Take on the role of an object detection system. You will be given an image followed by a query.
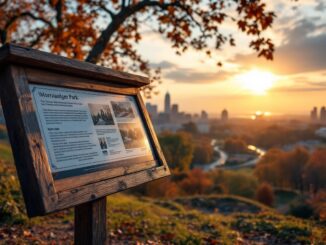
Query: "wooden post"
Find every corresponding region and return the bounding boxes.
[74,197,107,245]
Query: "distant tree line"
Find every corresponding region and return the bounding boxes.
[158,129,215,172]
[223,137,248,154]
[255,147,326,194]
[210,122,320,149]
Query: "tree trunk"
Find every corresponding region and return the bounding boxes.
[85,18,123,63]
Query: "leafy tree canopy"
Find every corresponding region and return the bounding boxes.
[0,0,275,96]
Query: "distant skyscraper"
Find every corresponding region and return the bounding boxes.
[321,106,326,123]
[201,110,208,120]
[146,102,158,119]
[221,109,228,122]
[171,104,179,115]
[164,92,171,114]
[310,107,318,121]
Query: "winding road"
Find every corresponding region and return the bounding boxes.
[197,140,266,172]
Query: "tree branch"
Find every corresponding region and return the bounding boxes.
[55,0,63,24]
[99,3,116,19]
[0,0,7,7]
[86,0,187,63]
[28,29,46,48]
[122,0,127,9]
[5,12,53,30]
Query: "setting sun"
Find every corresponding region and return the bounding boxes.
[238,69,277,95]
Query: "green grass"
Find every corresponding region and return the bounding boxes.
[105,194,326,244]
[1,186,325,244]
[106,194,237,243]
[0,142,325,244]
[174,194,270,215]
[274,189,300,206]
[0,140,13,162]
[232,167,255,175]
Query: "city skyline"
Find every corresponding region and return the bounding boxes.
[140,0,326,117]
[147,92,217,119]
[146,91,325,119]
[146,92,215,133]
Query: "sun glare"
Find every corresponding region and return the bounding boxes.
[238,69,277,95]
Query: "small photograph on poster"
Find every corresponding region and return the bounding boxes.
[98,137,108,150]
[111,101,135,119]
[98,137,108,155]
[88,104,114,126]
[118,123,145,149]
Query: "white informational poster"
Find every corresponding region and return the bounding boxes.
[29,84,154,177]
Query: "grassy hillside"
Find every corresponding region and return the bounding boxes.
[0,141,325,244]
[0,141,13,162]
[0,192,325,244]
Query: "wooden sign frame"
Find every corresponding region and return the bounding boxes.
[0,44,170,217]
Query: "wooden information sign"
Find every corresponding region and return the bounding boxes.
[0,44,170,244]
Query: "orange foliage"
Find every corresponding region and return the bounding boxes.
[305,148,326,194]
[224,137,247,154]
[256,182,274,207]
[179,169,213,195]
[255,147,325,193]
[309,191,326,221]
[0,1,277,97]
[145,178,180,198]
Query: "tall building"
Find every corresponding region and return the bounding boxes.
[146,102,158,119]
[310,107,318,121]
[321,106,326,123]
[164,92,171,114]
[201,110,208,120]
[221,109,228,122]
[171,104,179,116]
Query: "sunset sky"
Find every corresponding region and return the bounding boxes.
[138,0,326,118]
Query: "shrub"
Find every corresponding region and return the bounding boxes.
[255,147,310,191]
[289,200,314,219]
[144,178,180,198]
[192,137,214,165]
[179,169,213,195]
[224,137,247,154]
[309,191,326,221]
[210,170,258,198]
[256,182,274,206]
[0,160,26,224]
[159,132,194,172]
[304,149,326,194]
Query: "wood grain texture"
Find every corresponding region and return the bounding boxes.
[54,159,157,192]
[0,65,57,216]
[0,44,149,87]
[75,197,107,245]
[0,46,9,63]
[55,166,168,210]
[0,48,171,217]
[136,93,170,171]
[25,68,138,95]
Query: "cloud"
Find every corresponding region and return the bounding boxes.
[271,77,326,93]
[271,86,326,93]
[150,60,233,83]
[304,81,326,87]
[315,0,326,12]
[233,18,326,75]
[165,68,231,83]
[150,61,176,69]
